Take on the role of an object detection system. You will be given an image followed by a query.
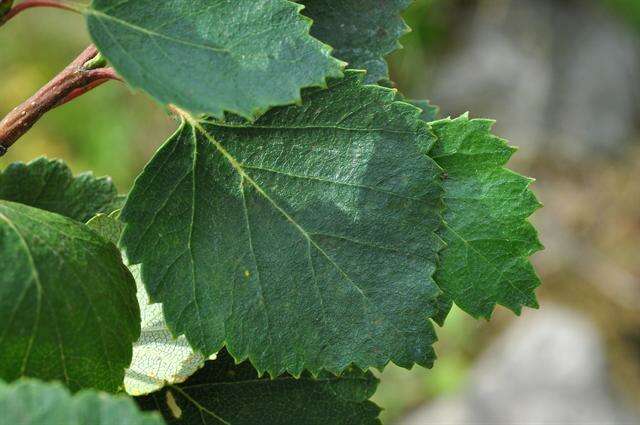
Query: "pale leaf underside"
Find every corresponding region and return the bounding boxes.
[87,213,213,396]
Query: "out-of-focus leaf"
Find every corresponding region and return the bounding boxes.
[0,378,163,424]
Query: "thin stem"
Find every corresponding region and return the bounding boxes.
[0,45,121,155]
[1,0,79,26]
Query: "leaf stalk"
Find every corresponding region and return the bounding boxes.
[0,0,79,26]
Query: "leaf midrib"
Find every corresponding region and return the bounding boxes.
[179,374,372,390]
[192,120,367,297]
[170,385,231,425]
[21,213,117,376]
[241,163,424,202]
[189,119,415,348]
[86,9,229,54]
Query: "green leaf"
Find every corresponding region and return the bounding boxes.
[0,201,140,392]
[120,71,444,376]
[0,378,164,425]
[404,98,450,325]
[428,115,543,318]
[87,213,211,396]
[409,99,440,123]
[85,0,344,119]
[431,293,453,327]
[300,0,412,83]
[137,350,380,425]
[86,212,125,245]
[0,158,122,222]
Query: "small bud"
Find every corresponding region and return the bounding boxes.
[0,1,13,19]
[83,53,108,70]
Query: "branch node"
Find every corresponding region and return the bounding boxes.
[0,45,121,153]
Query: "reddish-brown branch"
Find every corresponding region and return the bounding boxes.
[57,78,108,107]
[0,45,120,155]
[57,69,121,106]
[1,0,78,25]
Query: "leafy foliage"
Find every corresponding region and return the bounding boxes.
[0,201,139,392]
[86,0,343,119]
[0,0,544,421]
[87,214,209,396]
[0,157,122,222]
[301,0,411,83]
[120,71,444,376]
[0,378,163,425]
[137,350,380,425]
[429,115,542,318]
[86,212,125,245]
[410,99,440,123]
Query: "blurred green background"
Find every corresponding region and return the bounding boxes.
[2,1,639,423]
[0,6,175,190]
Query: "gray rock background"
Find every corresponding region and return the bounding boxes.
[418,0,640,158]
[400,307,638,425]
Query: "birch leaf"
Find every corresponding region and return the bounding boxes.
[121,71,445,376]
[0,379,163,425]
[301,0,412,83]
[429,115,543,318]
[86,0,343,119]
[0,158,121,222]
